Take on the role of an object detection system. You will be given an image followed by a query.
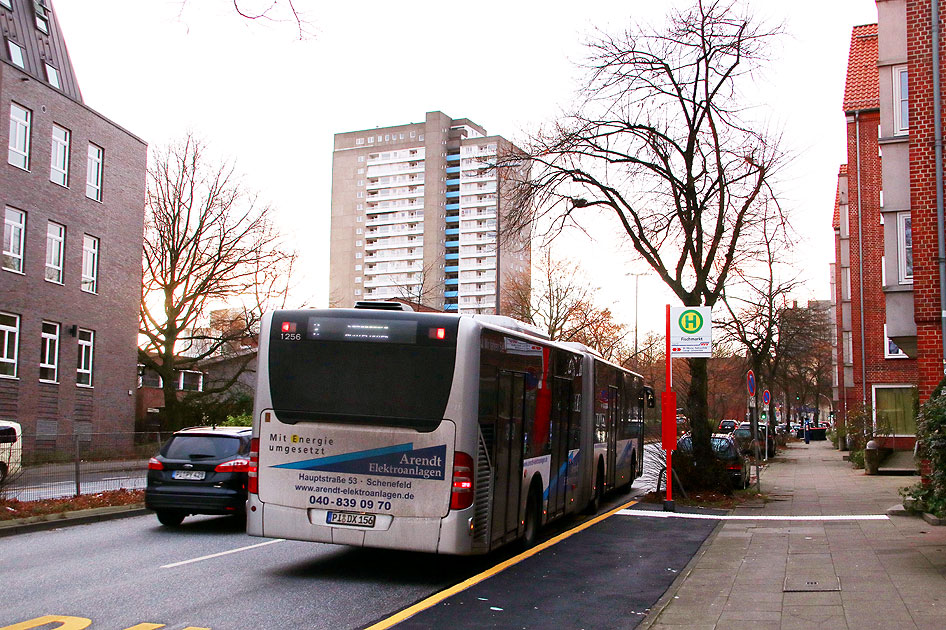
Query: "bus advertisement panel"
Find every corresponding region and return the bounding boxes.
[257,419,456,521]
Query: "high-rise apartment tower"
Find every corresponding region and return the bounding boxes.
[329,111,530,314]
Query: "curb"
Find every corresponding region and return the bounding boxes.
[0,504,150,537]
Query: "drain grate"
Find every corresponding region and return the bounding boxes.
[783,576,841,592]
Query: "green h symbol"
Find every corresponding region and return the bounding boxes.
[679,310,703,333]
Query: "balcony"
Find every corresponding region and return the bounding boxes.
[366,211,424,227]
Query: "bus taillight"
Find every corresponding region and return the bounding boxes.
[450,451,474,510]
[248,437,260,494]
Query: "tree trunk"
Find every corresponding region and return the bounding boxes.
[686,357,711,469]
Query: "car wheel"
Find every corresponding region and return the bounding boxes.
[156,510,186,527]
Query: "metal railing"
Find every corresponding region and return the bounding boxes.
[0,431,165,502]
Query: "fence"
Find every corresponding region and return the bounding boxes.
[0,431,167,503]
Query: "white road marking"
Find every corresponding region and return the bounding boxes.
[161,539,285,568]
[617,509,889,521]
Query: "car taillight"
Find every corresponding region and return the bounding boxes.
[728,464,742,471]
[248,437,259,494]
[450,451,474,510]
[215,458,250,473]
[148,457,163,471]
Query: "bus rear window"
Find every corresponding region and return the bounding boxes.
[268,312,459,430]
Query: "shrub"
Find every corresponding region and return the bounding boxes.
[849,450,865,470]
[220,413,252,427]
[900,383,946,518]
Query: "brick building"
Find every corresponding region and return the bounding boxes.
[833,21,919,447]
[0,0,147,450]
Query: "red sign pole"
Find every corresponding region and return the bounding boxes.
[662,304,676,512]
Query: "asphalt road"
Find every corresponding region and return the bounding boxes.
[0,475,717,630]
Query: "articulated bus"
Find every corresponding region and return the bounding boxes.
[247,302,653,555]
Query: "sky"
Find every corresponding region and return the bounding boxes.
[52,0,880,339]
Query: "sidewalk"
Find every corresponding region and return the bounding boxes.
[641,441,946,630]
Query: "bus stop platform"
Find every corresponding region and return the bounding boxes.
[383,501,721,630]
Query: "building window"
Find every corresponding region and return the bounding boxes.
[898,212,913,283]
[50,125,70,186]
[34,0,50,33]
[3,207,26,273]
[44,63,60,89]
[873,385,917,435]
[842,331,853,366]
[40,321,59,382]
[6,39,24,68]
[179,370,203,392]
[356,138,364,145]
[81,234,99,293]
[841,267,851,301]
[8,103,31,170]
[76,328,94,387]
[0,312,18,378]
[45,221,65,283]
[138,365,163,388]
[86,143,104,201]
[893,65,908,135]
[884,325,907,359]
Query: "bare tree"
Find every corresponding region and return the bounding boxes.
[178,1,312,39]
[393,260,445,310]
[502,0,784,471]
[501,250,629,359]
[140,134,297,429]
[719,207,798,429]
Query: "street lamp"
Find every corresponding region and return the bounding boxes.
[626,272,647,365]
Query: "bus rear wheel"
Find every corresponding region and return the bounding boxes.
[586,462,604,514]
[522,489,541,549]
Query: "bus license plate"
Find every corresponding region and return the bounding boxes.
[172,470,205,480]
[327,511,376,528]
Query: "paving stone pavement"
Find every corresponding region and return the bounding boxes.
[639,440,946,630]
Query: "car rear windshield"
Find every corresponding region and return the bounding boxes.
[163,435,245,460]
[710,437,737,457]
[267,311,460,430]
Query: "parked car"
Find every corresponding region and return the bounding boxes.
[0,420,22,483]
[145,426,252,526]
[731,423,757,456]
[676,432,750,489]
[717,419,737,434]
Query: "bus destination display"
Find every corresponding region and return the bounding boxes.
[306,317,418,343]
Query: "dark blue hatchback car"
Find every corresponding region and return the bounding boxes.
[145,426,252,526]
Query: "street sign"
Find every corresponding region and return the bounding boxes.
[746,370,756,396]
[762,389,770,405]
[669,307,712,357]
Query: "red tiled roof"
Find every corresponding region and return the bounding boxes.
[843,24,879,112]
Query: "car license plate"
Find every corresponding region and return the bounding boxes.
[171,470,205,480]
[327,511,376,528]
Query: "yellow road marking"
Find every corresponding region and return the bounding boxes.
[364,499,639,630]
[0,616,92,630]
